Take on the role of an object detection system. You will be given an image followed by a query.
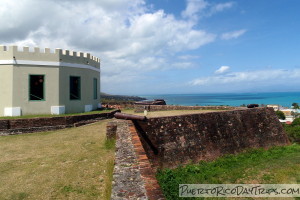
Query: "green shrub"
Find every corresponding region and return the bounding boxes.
[292,102,299,109]
[284,125,300,143]
[275,110,285,120]
[292,117,300,126]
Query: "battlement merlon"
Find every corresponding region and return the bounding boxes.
[0,45,100,69]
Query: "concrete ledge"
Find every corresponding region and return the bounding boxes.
[51,106,65,115]
[4,107,21,117]
[84,104,93,112]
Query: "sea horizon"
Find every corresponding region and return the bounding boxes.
[139,91,300,108]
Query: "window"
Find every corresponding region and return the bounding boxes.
[70,76,81,100]
[29,75,45,101]
[93,78,98,99]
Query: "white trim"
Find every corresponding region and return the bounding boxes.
[4,107,21,116]
[0,60,14,65]
[51,106,65,115]
[0,60,100,72]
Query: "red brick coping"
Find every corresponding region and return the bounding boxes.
[128,120,165,199]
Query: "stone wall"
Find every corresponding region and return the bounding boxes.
[134,107,290,169]
[111,120,164,200]
[134,105,237,113]
[0,110,119,135]
[106,120,118,139]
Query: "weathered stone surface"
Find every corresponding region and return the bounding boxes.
[128,121,165,200]
[111,120,165,200]
[0,110,120,135]
[111,120,149,199]
[106,121,118,139]
[134,105,237,113]
[134,107,290,169]
[9,117,66,129]
[0,120,9,130]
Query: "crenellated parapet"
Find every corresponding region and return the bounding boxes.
[0,45,100,69]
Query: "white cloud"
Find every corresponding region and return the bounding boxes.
[3,0,290,94]
[215,66,230,74]
[182,0,235,20]
[0,0,238,93]
[210,2,234,14]
[221,29,247,40]
[178,55,200,60]
[190,69,300,86]
[181,0,208,20]
[171,62,194,69]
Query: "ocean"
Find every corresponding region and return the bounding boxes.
[140,92,300,108]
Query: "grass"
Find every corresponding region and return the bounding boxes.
[122,109,226,118]
[0,120,115,200]
[0,109,116,120]
[156,144,300,200]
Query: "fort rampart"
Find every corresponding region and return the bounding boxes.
[134,107,290,168]
[0,110,119,135]
[134,105,237,113]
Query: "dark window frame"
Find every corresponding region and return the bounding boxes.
[93,78,98,100]
[70,76,81,100]
[29,74,45,101]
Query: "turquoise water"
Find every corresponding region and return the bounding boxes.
[140,92,300,107]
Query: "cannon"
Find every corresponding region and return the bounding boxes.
[134,99,166,105]
[114,112,146,121]
[247,104,259,108]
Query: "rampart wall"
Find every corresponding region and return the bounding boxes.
[134,107,290,168]
[0,110,119,135]
[134,105,237,113]
[110,120,165,200]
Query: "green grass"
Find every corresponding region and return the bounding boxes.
[104,138,116,150]
[0,120,115,200]
[122,109,227,118]
[156,144,300,200]
[0,109,116,120]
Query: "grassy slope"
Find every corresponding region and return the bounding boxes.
[0,120,115,200]
[157,144,300,200]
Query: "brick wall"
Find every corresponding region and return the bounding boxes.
[134,107,290,169]
[0,110,119,135]
[111,120,164,200]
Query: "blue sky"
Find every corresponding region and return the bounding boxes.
[1,0,300,95]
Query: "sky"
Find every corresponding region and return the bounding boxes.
[1,0,300,95]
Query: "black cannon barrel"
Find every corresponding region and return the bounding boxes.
[247,104,259,108]
[114,112,146,121]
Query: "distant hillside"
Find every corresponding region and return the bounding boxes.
[100,92,147,103]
